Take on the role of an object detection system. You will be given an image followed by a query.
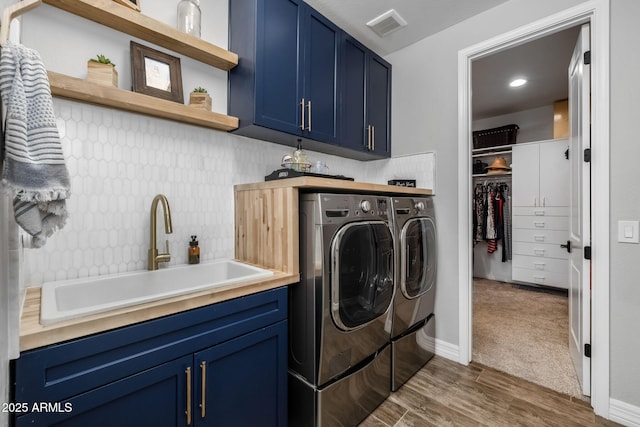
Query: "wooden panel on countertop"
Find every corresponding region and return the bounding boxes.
[234,187,298,274]
[234,176,433,195]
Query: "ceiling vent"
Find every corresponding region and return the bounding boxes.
[366,9,407,38]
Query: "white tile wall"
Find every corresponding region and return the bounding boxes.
[19,100,435,288]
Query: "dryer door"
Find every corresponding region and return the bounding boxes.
[401,217,437,299]
[331,221,394,331]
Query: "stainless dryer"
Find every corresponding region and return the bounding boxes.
[289,193,394,427]
[390,196,437,391]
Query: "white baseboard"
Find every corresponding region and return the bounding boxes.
[610,399,640,427]
[435,339,459,362]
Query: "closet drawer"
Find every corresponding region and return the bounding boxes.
[512,255,568,274]
[512,228,568,245]
[512,207,568,217]
[512,242,568,259]
[512,215,568,231]
[512,267,568,289]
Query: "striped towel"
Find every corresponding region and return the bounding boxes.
[0,41,70,248]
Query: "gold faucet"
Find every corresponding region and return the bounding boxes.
[148,194,173,270]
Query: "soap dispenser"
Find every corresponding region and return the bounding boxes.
[188,235,200,264]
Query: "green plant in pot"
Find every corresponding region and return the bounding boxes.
[87,54,118,87]
[189,86,212,111]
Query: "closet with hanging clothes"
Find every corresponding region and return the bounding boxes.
[471,146,513,282]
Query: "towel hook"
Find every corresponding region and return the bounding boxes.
[0,0,42,45]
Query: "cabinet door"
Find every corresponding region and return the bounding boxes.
[255,0,304,135]
[539,141,569,207]
[16,356,192,427]
[340,34,367,153]
[194,321,287,427]
[302,5,340,144]
[367,54,392,157]
[512,143,540,207]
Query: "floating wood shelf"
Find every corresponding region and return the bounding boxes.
[49,72,239,131]
[42,0,238,71]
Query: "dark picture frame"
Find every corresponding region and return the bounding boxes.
[112,0,140,11]
[130,41,184,103]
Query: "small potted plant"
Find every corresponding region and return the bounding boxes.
[189,86,212,111]
[87,54,118,87]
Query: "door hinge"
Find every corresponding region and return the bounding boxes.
[585,343,591,358]
[584,148,591,162]
[584,50,591,65]
[584,246,592,260]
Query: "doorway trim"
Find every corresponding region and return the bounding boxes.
[456,0,610,417]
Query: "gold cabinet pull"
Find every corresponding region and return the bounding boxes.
[366,125,372,150]
[200,361,207,418]
[306,100,312,131]
[185,367,192,425]
[300,98,306,130]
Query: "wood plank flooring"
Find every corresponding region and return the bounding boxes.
[360,356,620,426]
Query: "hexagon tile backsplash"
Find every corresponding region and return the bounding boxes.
[19,99,434,287]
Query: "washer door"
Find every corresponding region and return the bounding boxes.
[401,217,436,299]
[331,221,394,331]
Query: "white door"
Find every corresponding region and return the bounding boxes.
[568,23,591,396]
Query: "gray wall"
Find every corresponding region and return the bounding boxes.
[388,0,640,408]
[609,0,640,407]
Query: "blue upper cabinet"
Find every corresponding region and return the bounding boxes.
[253,0,304,136]
[229,0,390,160]
[302,8,340,145]
[367,54,392,157]
[340,34,392,158]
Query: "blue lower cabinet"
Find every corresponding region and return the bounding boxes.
[16,356,192,427]
[194,321,288,427]
[14,287,288,427]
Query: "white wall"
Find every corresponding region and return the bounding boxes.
[473,105,554,143]
[388,0,640,411]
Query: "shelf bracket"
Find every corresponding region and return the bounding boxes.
[1,0,42,44]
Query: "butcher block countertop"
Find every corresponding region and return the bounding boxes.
[234,176,433,195]
[19,269,298,351]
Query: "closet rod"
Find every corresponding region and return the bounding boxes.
[0,0,42,44]
[473,175,512,182]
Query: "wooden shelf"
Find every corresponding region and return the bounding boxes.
[43,0,238,71]
[49,71,239,131]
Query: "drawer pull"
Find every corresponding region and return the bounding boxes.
[534,235,545,242]
[185,367,192,425]
[534,222,545,228]
[200,361,207,418]
[534,263,546,270]
[534,210,545,216]
[534,249,545,256]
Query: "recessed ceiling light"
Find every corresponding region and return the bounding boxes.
[509,78,527,88]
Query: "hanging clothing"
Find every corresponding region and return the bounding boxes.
[472,181,512,262]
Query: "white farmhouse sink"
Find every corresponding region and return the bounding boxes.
[40,259,274,325]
